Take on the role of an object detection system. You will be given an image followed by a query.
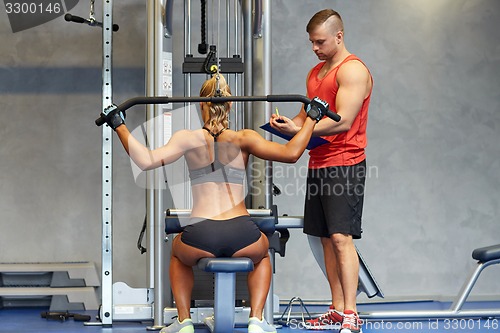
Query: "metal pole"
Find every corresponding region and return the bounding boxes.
[261,1,274,324]
[262,0,272,210]
[154,0,166,327]
[146,0,156,297]
[234,0,242,130]
[249,0,271,211]
[101,0,114,326]
[146,0,167,329]
[242,0,252,208]
[184,0,192,209]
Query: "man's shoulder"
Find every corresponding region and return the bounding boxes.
[338,57,370,77]
[343,55,370,70]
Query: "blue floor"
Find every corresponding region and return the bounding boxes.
[0,302,499,333]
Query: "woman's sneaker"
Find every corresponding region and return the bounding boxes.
[304,305,343,330]
[248,316,277,333]
[160,318,194,333]
[339,310,363,333]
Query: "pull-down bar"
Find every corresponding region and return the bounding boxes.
[95,94,341,126]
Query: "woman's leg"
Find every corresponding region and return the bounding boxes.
[170,234,215,321]
[233,233,271,319]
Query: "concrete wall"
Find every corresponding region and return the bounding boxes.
[1,0,499,305]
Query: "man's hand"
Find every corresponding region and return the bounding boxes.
[270,113,301,136]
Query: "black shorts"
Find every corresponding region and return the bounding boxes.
[303,160,366,239]
[181,216,262,257]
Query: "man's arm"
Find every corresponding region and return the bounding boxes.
[271,60,371,137]
[311,60,371,136]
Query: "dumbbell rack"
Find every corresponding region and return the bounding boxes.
[0,262,100,311]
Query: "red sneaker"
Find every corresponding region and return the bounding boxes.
[339,310,363,333]
[304,305,343,330]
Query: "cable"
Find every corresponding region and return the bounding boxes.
[198,0,208,54]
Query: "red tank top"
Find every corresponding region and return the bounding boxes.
[307,54,372,168]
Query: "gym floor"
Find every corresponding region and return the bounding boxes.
[1,300,499,333]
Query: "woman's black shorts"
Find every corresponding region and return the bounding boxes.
[181,215,262,257]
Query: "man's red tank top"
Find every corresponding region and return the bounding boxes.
[307,54,372,168]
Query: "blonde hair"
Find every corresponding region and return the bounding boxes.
[199,74,232,129]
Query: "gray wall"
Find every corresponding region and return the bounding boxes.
[1,0,499,304]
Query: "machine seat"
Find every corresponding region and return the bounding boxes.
[198,257,254,273]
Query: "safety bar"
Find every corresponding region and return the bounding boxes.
[94,94,341,126]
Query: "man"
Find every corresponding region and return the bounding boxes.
[270,9,373,333]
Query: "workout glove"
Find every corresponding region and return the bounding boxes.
[102,104,126,130]
[306,97,329,122]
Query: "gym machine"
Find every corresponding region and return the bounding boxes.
[68,0,384,329]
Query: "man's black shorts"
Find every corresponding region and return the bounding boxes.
[303,160,366,239]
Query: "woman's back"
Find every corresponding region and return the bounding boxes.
[184,128,249,220]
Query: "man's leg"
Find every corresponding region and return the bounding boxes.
[330,233,359,312]
[303,236,345,330]
[321,236,345,312]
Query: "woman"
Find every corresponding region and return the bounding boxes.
[104,74,325,333]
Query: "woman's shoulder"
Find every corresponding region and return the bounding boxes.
[170,128,206,147]
[234,128,259,139]
[232,128,264,149]
[213,128,253,145]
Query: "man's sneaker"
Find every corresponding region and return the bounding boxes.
[339,310,363,333]
[248,316,277,333]
[160,318,194,333]
[304,305,343,330]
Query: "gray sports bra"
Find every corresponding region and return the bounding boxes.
[188,127,245,186]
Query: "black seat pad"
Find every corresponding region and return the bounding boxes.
[472,244,500,262]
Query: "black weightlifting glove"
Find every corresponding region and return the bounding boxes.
[305,97,329,122]
[102,104,126,130]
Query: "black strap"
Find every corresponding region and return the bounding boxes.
[202,126,226,172]
[202,126,226,141]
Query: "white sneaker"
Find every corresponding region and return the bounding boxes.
[160,318,194,333]
[248,316,277,333]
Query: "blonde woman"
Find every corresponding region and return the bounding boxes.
[102,74,328,333]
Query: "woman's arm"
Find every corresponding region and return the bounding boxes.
[240,116,317,163]
[115,125,189,171]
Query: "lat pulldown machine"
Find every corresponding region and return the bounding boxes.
[68,0,385,330]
